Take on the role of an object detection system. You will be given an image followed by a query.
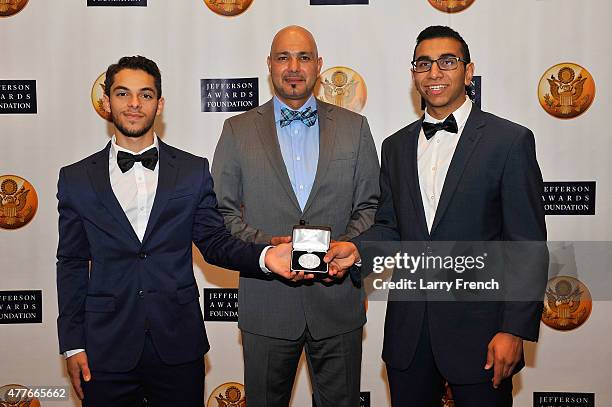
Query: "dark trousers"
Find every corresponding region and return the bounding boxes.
[241,327,362,407]
[386,317,513,407]
[82,333,204,407]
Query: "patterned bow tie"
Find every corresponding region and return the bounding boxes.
[422,114,458,140]
[279,106,318,128]
[116,147,158,173]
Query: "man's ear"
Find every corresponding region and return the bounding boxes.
[156,97,165,116]
[102,94,111,114]
[464,62,475,86]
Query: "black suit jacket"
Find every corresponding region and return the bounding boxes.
[354,105,547,384]
[56,140,266,372]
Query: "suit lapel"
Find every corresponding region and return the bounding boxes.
[142,140,178,244]
[87,142,141,245]
[430,106,485,235]
[403,119,430,238]
[302,100,336,214]
[254,100,301,212]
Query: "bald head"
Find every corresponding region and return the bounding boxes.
[270,25,318,58]
[267,25,322,110]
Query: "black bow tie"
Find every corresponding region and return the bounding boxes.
[116,147,158,173]
[422,114,458,140]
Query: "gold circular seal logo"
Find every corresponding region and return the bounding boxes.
[315,67,367,113]
[538,62,595,119]
[0,0,28,18]
[428,0,475,13]
[0,384,42,407]
[207,382,246,407]
[542,276,592,331]
[91,72,111,121]
[203,0,254,17]
[0,175,38,230]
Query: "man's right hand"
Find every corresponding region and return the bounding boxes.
[66,351,91,400]
[324,242,361,276]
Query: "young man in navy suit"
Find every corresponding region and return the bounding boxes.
[327,26,547,406]
[56,56,303,406]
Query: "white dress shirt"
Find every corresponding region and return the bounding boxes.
[110,135,160,241]
[418,96,473,232]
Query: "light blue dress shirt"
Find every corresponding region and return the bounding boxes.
[273,95,319,211]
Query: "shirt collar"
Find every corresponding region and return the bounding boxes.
[110,134,159,162]
[424,96,473,129]
[273,95,318,124]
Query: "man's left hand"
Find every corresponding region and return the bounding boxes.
[484,332,523,388]
[270,235,292,245]
[265,242,314,282]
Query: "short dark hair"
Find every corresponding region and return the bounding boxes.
[413,26,471,63]
[104,55,162,98]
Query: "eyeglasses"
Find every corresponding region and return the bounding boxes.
[411,56,468,73]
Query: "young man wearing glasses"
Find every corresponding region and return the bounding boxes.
[326,25,547,406]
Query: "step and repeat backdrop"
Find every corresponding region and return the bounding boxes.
[1,0,611,406]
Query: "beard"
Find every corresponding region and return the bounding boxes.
[272,75,314,102]
[275,85,308,101]
[111,111,156,139]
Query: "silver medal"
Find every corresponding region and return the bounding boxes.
[298,253,321,270]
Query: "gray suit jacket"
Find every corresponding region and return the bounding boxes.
[212,98,380,340]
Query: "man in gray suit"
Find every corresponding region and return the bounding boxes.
[212,26,380,407]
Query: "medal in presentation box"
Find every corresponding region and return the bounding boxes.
[291,225,331,273]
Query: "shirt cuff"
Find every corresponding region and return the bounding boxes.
[64,349,85,359]
[259,245,274,274]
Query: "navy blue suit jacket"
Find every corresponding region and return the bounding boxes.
[354,106,547,384]
[56,140,265,372]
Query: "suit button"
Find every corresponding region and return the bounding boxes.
[426,245,433,254]
[138,252,147,259]
[138,290,145,298]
